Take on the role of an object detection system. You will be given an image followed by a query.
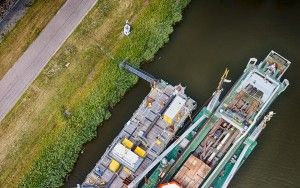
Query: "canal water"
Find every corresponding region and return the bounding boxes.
[65,1,300,187]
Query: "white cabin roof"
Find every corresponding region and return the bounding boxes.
[239,72,277,103]
[111,143,142,171]
[163,95,186,120]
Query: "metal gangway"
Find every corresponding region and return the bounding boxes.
[119,61,158,84]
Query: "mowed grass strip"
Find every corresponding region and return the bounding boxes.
[0,0,190,187]
[0,0,66,79]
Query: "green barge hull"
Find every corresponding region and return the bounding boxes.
[141,51,290,188]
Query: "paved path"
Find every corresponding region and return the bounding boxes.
[0,0,97,122]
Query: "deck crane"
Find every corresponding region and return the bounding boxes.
[207,68,231,112]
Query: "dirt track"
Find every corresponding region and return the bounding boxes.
[0,0,97,121]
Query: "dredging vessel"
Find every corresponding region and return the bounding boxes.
[140,51,290,188]
[80,51,290,188]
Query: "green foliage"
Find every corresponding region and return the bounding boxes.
[20,0,191,187]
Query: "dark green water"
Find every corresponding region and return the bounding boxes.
[65,1,300,187]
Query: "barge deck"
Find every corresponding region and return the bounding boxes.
[81,62,197,187]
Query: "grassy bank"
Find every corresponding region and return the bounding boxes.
[0,0,191,187]
[0,0,66,79]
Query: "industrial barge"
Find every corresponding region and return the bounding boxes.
[81,62,197,187]
[80,51,290,188]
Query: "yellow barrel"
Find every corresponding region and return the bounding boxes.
[163,115,173,125]
[123,167,131,174]
[155,139,161,146]
[134,146,146,158]
[109,159,120,172]
[122,137,134,149]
